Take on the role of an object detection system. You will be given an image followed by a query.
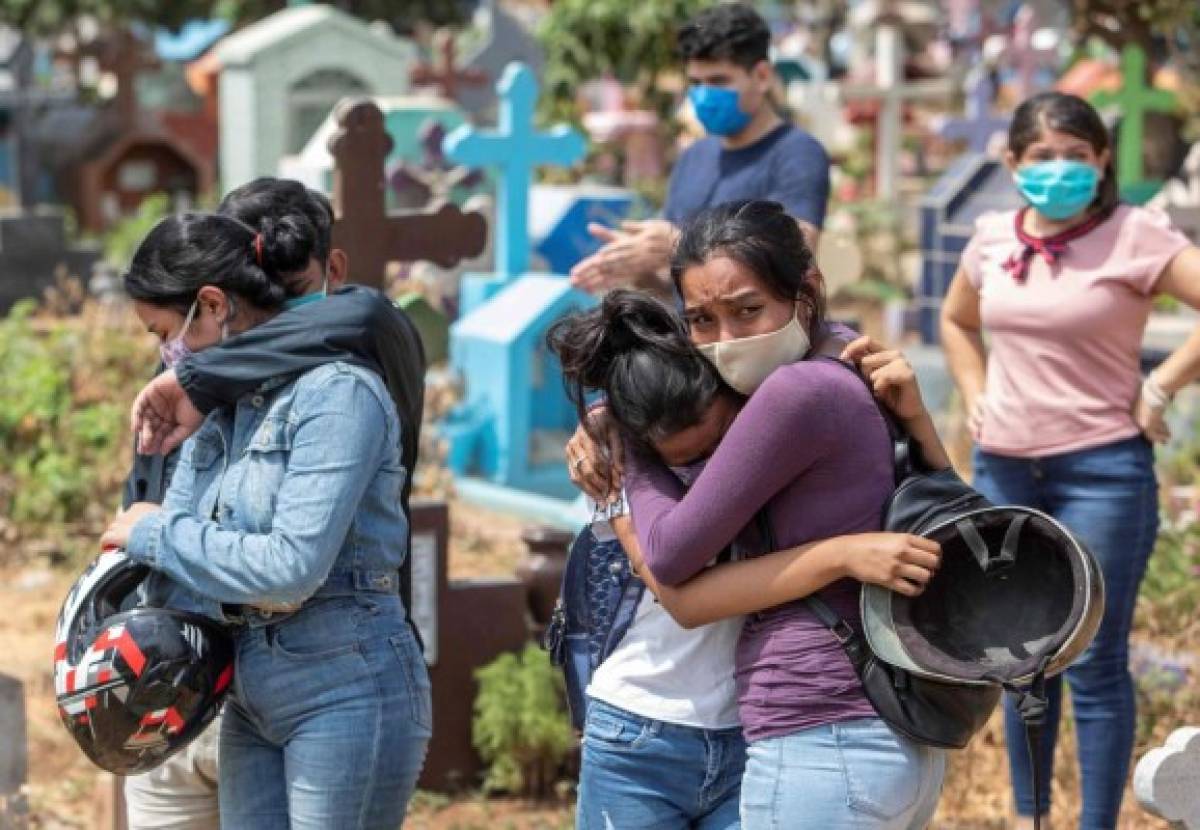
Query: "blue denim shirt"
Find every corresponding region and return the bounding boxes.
[127,362,408,620]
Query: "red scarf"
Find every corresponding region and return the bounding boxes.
[1002,206,1113,284]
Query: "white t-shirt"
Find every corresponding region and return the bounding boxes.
[583,472,743,731]
[587,589,743,729]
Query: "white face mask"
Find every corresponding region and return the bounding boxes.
[698,312,810,395]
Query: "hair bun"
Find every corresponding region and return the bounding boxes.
[257,214,316,277]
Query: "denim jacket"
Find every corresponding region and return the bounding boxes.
[127,362,408,622]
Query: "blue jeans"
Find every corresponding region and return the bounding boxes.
[217,594,432,829]
[973,436,1159,829]
[577,699,746,829]
[740,717,946,829]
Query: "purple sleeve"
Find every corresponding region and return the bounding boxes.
[625,361,845,585]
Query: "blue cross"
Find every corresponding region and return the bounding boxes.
[444,63,587,279]
[939,71,1010,155]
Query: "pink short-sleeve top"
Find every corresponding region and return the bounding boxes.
[960,204,1192,457]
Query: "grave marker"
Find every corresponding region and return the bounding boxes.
[410,29,488,104]
[444,63,586,292]
[841,13,953,200]
[0,673,27,826]
[456,0,545,119]
[442,63,595,501]
[328,97,488,288]
[214,4,416,188]
[1090,45,1178,202]
[530,183,636,276]
[916,153,1022,343]
[1134,726,1200,828]
[409,501,530,791]
[938,70,1009,156]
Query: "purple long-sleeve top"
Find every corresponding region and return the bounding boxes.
[625,358,894,742]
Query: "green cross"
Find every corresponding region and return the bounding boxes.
[1090,44,1177,201]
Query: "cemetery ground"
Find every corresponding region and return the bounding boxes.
[2,303,1198,829]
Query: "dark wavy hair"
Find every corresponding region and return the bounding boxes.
[677,3,770,69]
[123,211,318,314]
[670,199,825,346]
[546,290,728,457]
[1007,92,1120,215]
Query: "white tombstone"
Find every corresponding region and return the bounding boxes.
[214,5,415,189]
[1134,726,1200,828]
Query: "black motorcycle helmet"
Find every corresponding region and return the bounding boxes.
[54,550,235,775]
[862,505,1105,686]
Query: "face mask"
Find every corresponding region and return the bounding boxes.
[1013,159,1101,221]
[698,312,811,395]
[159,300,199,368]
[283,274,329,310]
[688,85,752,137]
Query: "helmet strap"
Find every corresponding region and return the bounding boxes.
[989,657,1052,830]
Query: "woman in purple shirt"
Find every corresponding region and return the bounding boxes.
[550,201,947,829]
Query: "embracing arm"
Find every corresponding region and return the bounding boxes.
[125,370,391,607]
[626,366,846,586]
[612,515,939,629]
[175,286,388,414]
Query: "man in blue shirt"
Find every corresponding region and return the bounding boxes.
[569,2,831,295]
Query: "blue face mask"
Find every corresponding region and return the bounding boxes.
[1013,159,1101,221]
[688,85,752,137]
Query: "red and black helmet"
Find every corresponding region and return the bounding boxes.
[53,550,235,775]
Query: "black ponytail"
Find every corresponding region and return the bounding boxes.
[547,290,727,456]
[123,210,319,312]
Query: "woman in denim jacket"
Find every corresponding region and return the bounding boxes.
[102,212,432,829]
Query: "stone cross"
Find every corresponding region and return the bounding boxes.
[410,29,488,104]
[0,673,27,824]
[328,97,488,288]
[1090,44,1178,196]
[1134,726,1200,828]
[444,63,587,280]
[938,70,1009,155]
[841,17,953,200]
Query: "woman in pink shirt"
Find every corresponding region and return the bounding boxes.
[941,91,1200,830]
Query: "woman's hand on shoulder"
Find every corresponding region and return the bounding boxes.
[565,405,624,503]
[840,336,928,422]
[838,532,941,597]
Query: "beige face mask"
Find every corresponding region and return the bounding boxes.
[697,312,811,395]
